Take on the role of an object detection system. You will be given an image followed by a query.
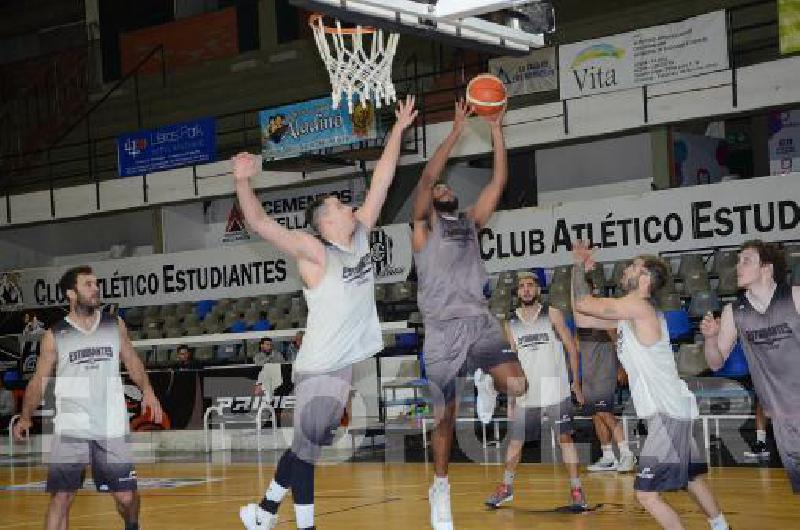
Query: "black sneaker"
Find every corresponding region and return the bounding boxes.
[743,440,770,459]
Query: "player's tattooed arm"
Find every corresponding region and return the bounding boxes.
[572,262,592,305]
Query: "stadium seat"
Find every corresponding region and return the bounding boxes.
[657,292,682,311]
[551,265,571,285]
[128,329,143,341]
[123,307,144,327]
[792,263,800,286]
[266,307,284,322]
[251,319,271,331]
[183,312,200,327]
[163,314,180,328]
[688,290,721,318]
[195,300,216,319]
[682,270,710,294]
[676,343,708,377]
[273,317,292,330]
[184,324,203,337]
[547,282,571,313]
[144,305,161,319]
[711,249,738,275]
[228,319,248,333]
[716,268,739,296]
[587,264,608,291]
[144,329,164,340]
[663,309,692,341]
[374,284,387,302]
[164,326,183,338]
[161,304,178,317]
[496,270,516,288]
[677,253,706,279]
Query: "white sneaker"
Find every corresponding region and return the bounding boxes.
[239,503,278,529]
[587,456,618,472]
[429,483,454,530]
[475,369,498,425]
[617,452,636,473]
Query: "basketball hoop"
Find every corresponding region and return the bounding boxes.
[309,13,399,114]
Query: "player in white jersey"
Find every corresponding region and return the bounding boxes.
[483,272,589,510]
[570,244,730,530]
[234,96,417,530]
[13,266,164,530]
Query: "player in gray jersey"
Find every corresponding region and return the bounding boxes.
[571,244,729,530]
[580,320,636,472]
[701,239,800,494]
[234,97,417,530]
[13,266,164,530]
[411,100,527,530]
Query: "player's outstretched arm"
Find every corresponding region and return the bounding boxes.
[356,95,417,230]
[468,105,507,228]
[412,99,473,224]
[231,152,325,266]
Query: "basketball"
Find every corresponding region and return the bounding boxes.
[466,74,506,116]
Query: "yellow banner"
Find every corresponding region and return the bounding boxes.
[779,0,800,54]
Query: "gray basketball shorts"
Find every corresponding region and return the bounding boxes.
[580,339,618,415]
[509,397,574,442]
[46,436,137,493]
[423,313,518,405]
[291,365,353,463]
[772,416,800,494]
[634,414,708,492]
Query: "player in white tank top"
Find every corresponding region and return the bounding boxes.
[233,97,417,530]
[14,266,163,530]
[570,243,729,530]
[484,272,590,510]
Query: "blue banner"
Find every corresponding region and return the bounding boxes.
[260,96,378,161]
[117,118,216,177]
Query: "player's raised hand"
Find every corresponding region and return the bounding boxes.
[700,312,721,338]
[394,95,418,130]
[232,152,258,183]
[572,240,595,271]
[452,98,474,135]
[481,103,506,130]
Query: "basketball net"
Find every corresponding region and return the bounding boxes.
[309,14,399,114]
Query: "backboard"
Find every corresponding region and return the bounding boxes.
[289,0,553,56]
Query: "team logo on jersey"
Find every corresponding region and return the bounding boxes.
[369,228,405,279]
[517,332,550,349]
[342,254,373,286]
[744,323,793,349]
[221,201,251,243]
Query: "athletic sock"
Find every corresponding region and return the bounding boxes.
[434,475,449,490]
[259,479,289,514]
[756,429,767,443]
[295,504,314,529]
[601,444,614,460]
[569,478,582,489]
[617,441,632,456]
[708,513,729,530]
[503,470,515,486]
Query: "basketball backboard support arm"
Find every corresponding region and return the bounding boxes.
[434,0,532,20]
[290,0,545,54]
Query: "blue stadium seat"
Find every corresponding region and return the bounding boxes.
[250,319,271,331]
[228,320,248,333]
[196,300,216,320]
[664,309,691,340]
[395,332,418,348]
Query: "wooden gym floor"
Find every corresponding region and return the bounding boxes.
[1,456,797,529]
